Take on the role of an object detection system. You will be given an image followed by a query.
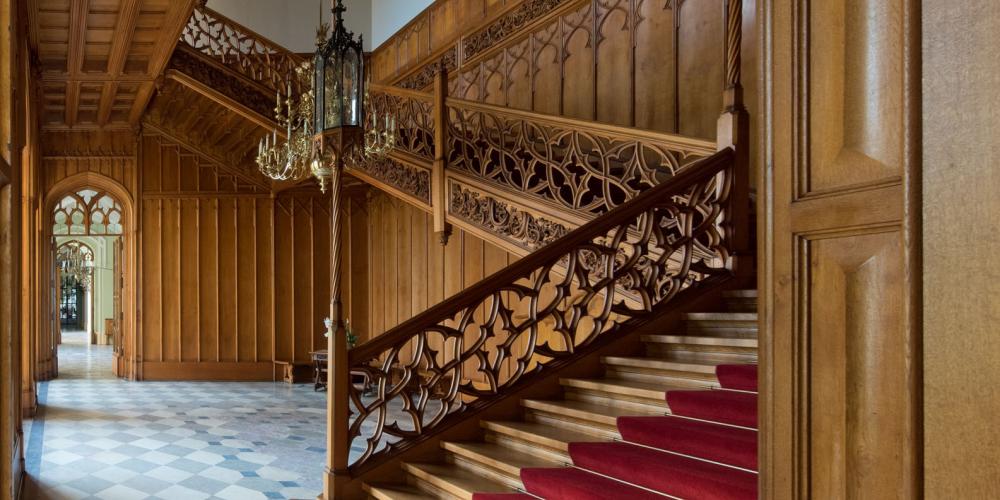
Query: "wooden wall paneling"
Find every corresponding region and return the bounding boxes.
[504,39,532,111]
[923,1,1000,494]
[594,0,633,127]
[761,0,920,497]
[198,198,219,362]
[179,198,199,362]
[255,198,274,363]
[634,0,676,132]
[561,2,596,121]
[161,198,180,362]
[274,197,294,362]
[676,0,723,140]
[292,198,313,363]
[236,197,257,362]
[345,190,374,342]
[141,199,161,362]
[531,22,562,116]
[217,197,237,363]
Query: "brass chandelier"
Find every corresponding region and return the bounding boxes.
[256,64,314,183]
[57,242,94,290]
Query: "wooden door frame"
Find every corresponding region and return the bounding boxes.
[41,173,139,380]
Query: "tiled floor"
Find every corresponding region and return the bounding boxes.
[24,331,328,500]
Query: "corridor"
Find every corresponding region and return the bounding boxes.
[23,332,327,499]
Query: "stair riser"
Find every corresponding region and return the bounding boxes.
[400,469,467,500]
[603,367,718,387]
[448,455,524,492]
[683,321,758,337]
[563,388,668,414]
[524,411,619,440]
[484,433,571,463]
[521,401,620,428]
[644,344,759,362]
[721,297,757,312]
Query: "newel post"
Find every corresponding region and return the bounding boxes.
[432,62,452,245]
[324,148,351,498]
[717,0,752,275]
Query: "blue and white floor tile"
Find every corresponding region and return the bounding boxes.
[25,331,328,500]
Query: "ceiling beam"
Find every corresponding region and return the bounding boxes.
[97,82,118,125]
[127,81,155,124]
[129,0,198,126]
[40,73,153,83]
[107,0,141,76]
[67,0,89,76]
[65,81,80,127]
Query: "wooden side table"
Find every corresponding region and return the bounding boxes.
[310,349,374,395]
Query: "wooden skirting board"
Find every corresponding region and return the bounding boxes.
[141,362,274,381]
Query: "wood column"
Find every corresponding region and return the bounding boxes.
[322,134,352,499]
[718,0,751,273]
[432,63,451,245]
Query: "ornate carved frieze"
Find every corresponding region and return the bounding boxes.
[346,151,431,204]
[396,48,458,91]
[463,0,569,61]
[449,183,569,251]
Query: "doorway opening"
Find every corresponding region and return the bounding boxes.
[48,185,128,379]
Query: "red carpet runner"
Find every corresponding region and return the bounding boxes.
[473,364,758,500]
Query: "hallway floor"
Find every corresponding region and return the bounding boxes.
[24,331,328,499]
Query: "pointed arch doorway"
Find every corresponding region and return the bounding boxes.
[42,173,137,380]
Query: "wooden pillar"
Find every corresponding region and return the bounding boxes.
[432,62,452,245]
[717,0,751,273]
[323,142,351,499]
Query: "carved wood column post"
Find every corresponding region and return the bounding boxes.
[318,131,357,499]
[717,0,751,275]
[432,62,452,245]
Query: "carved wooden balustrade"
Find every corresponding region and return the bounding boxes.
[180,4,305,95]
[347,82,718,255]
[335,147,737,478]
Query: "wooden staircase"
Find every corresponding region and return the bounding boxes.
[364,289,758,499]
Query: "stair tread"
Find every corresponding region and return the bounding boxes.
[365,482,435,500]
[402,462,518,497]
[602,355,720,373]
[443,441,562,476]
[721,289,758,298]
[522,398,665,425]
[483,420,606,450]
[641,334,758,347]
[685,312,758,321]
[561,377,704,398]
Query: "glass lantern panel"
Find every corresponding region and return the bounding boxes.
[324,56,343,129]
[314,52,325,131]
[342,51,360,126]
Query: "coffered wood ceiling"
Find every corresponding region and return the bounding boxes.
[27,0,197,130]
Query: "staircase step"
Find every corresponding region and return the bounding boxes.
[560,377,697,409]
[716,364,758,392]
[666,389,758,428]
[721,289,758,312]
[683,312,758,337]
[642,334,758,349]
[569,442,758,500]
[442,441,562,479]
[618,415,758,470]
[402,462,518,499]
[603,356,719,376]
[520,467,668,500]
[365,483,436,500]
[522,399,664,427]
[482,421,605,455]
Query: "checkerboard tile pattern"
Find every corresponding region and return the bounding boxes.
[26,332,327,499]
